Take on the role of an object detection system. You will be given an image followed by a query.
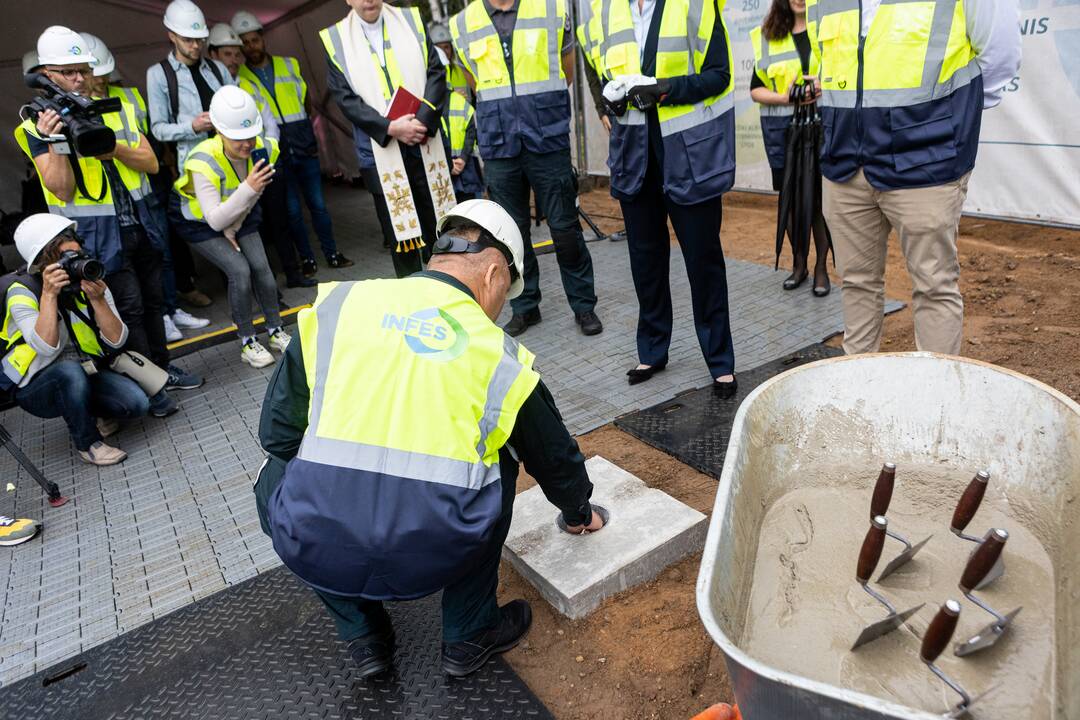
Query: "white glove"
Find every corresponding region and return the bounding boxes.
[602,79,629,103]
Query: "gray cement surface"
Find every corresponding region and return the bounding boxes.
[503,456,707,619]
[0,184,900,686]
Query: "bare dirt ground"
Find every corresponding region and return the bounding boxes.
[498,189,1080,720]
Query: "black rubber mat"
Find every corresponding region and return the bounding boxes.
[615,343,842,479]
[0,567,553,720]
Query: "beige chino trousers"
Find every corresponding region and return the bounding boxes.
[823,169,971,356]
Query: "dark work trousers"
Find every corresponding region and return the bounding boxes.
[484,147,597,317]
[153,185,197,295]
[259,172,303,281]
[106,226,170,369]
[619,151,735,379]
[254,455,515,645]
[365,145,437,279]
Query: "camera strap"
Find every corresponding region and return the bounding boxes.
[58,293,118,364]
[67,153,109,203]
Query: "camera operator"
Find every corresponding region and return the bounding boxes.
[1,216,171,466]
[14,26,203,400]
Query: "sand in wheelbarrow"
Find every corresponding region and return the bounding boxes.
[741,462,1055,719]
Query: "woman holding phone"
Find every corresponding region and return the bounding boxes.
[170,86,290,368]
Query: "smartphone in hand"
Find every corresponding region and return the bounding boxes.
[251,147,271,167]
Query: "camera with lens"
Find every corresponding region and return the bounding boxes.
[57,250,105,284]
[22,73,122,157]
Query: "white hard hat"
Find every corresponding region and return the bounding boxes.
[22,50,41,75]
[209,85,263,140]
[164,0,209,39]
[428,23,452,45]
[37,26,93,67]
[230,11,263,34]
[14,214,77,267]
[208,23,242,48]
[436,200,525,299]
[79,32,115,77]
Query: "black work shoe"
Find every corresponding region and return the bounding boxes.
[442,600,532,678]
[327,252,354,269]
[575,310,603,336]
[503,309,541,337]
[347,630,395,679]
[286,274,316,289]
[301,259,317,277]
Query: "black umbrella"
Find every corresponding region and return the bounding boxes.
[774,81,832,272]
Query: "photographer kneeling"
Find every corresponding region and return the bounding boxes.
[2,215,172,466]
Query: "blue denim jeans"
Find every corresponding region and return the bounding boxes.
[282,153,337,261]
[15,361,150,451]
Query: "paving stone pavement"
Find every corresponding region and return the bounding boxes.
[0,185,902,688]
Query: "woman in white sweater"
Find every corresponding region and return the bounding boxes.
[169,86,289,368]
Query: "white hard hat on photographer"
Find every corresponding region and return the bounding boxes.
[436,200,525,299]
[14,215,77,267]
[230,11,263,34]
[209,85,263,140]
[164,0,210,39]
[79,32,115,77]
[22,50,41,75]
[37,26,93,67]
[208,23,242,48]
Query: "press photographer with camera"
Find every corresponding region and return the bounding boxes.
[0,215,175,466]
[14,26,203,396]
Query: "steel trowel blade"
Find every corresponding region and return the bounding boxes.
[850,603,925,650]
[974,554,1005,590]
[877,534,934,581]
[946,685,999,718]
[953,608,1022,657]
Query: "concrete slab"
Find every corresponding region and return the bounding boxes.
[502,456,707,619]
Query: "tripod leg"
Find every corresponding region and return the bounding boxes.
[3,438,67,507]
[578,207,608,241]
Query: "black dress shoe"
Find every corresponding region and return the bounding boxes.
[812,268,831,297]
[286,274,316,288]
[327,252,354,269]
[301,259,317,277]
[782,270,808,290]
[627,363,667,385]
[713,376,738,399]
[442,600,532,678]
[347,629,395,679]
[575,310,603,336]
[503,309,541,337]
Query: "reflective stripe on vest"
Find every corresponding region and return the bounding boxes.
[1,284,104,388]
[807,0,980,109]
[441,92,475,156]
[174,135,280,223]
[320,8,428,104]
[269,278,540,598]
[749,26,821,118]
[237,56,309,124]
[108,85,149,134]
[451,0,567,103]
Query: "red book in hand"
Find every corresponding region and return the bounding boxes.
[385,86,422,120]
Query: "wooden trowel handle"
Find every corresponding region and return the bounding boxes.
[920,600,961,663]
[870,462,896,518]
[857,516,888,584]
[959,528,1008,593]
[950,470,989,533]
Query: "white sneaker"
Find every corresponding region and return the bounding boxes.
[268,328,291,353]
[162,314,182,342]
[241,339,275,368]
[79,441,127,466]
[173,308,210,329]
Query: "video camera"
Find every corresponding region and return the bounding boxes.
[22,73,122,157]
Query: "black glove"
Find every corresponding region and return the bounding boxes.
[602,95,629,117]
[626,77,671,111]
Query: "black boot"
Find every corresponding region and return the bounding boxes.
[503,309,541,337]
[347,629,395,679]
[441,600,532,677]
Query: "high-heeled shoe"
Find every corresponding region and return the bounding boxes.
[713,376,737,399]
[627,363,667,386]
[782,270,808,290]
[812,267,831,297]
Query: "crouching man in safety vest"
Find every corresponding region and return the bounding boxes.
[254,199,604,679]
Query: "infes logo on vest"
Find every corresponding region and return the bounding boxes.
[382,307,468,361]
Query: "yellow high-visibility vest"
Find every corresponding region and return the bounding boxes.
[749,27,821,117]
[172,134,280,224]
[237,57,308,123]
